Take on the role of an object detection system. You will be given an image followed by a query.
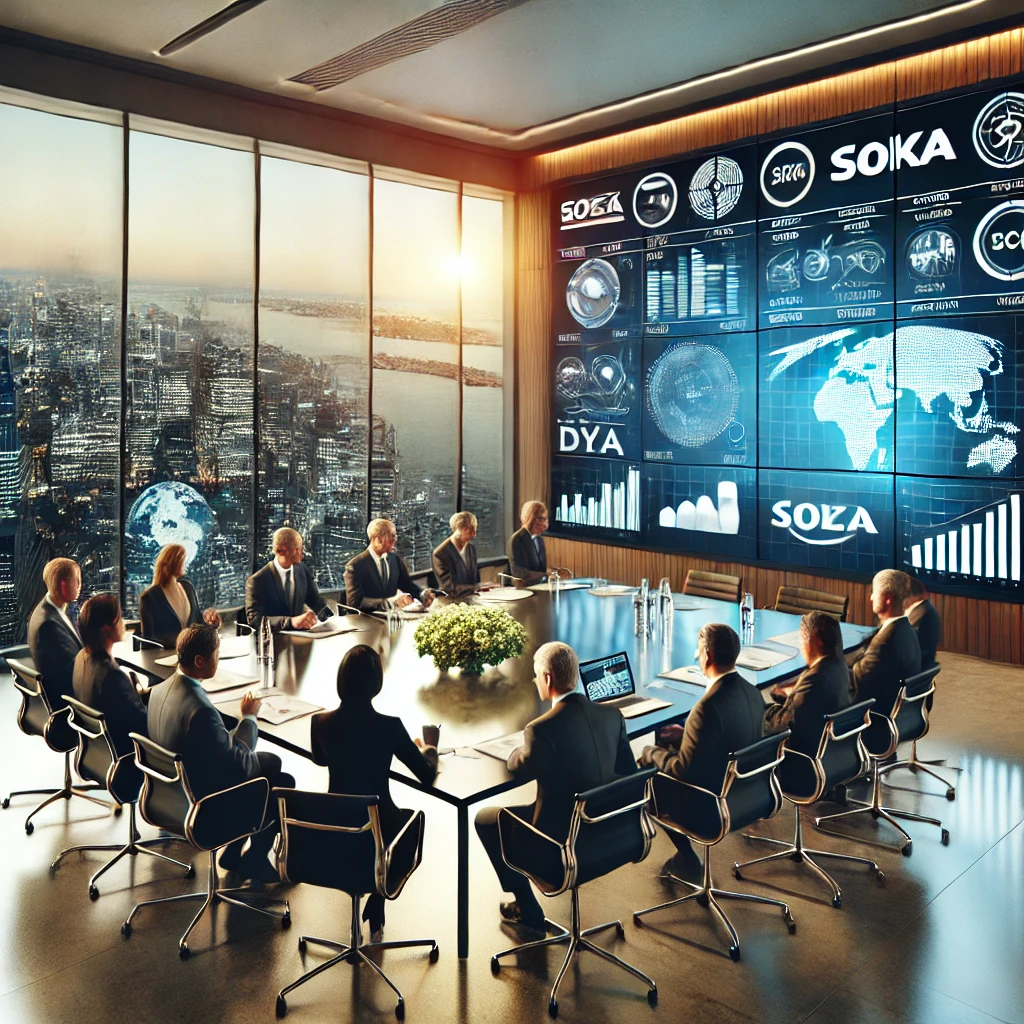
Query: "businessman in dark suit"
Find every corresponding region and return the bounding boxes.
[907,576,941,670]
[344,518,433,613]
[245,526,330,633]
[475,641,636,933]
[147,624,294,883]
[72,593,148,758]
[848,569,922,718]
[508,500,548,582]
[28,557,84,713]
[765,611,852,757]
[640,623,764,880]
[433,511,480,595]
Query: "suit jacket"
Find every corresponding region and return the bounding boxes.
[72,649,148,758]
[245,560,327,632]
[849,616,922,718]
[508,527,546,579]
[146,671,260,800]
[28,596,83,713]
[432,537,479,594]
[907,599,941,670]
[139,578,202,649]
[764,654,852,757]
[642,670,764,794]
[343,550,422,613]
[507,692,636,842]
[310,703,437,837]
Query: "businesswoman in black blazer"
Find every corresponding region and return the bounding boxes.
[310,644,438,939]
[138,543,221,648]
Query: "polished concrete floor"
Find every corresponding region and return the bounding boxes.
[0,651,1020,1024]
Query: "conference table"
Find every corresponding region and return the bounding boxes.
[112,584,875,959]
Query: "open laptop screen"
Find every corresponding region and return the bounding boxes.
[579,652,634,703]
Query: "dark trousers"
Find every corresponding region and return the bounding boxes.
[223,751,295,861]
[475,804,543,923]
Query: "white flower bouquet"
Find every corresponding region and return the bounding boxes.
[413,603,528,676]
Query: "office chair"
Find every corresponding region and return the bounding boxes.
[120,733,290,958]
[273,790,438,1020]
[815,667,949,855]
[633,734,795,962]
[682,570,742,603]
[773,586,849,621]
[50,696,193,899]
[2,658,114,833]
[733,701,884,908]
[491,768,658,1018]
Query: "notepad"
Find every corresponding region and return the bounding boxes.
[255,695,322,726]
[766,630,804,650]
[656,665,713,688]
[201,668,260,695]
[474,731,525,761]
[280,619,365,638]
[735,646,798,671]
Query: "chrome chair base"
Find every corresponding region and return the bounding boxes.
[50,803,193,899]
[2,750,115,834]
[121,846,290,958]
[633,846,795,961]
[276,893,437,1020]
[879,740,958,800]
[492,888,656,1018]
[734,802,884,908]
[814,763,950,855]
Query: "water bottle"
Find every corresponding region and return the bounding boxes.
[258,616,275,693]
[639,578,650,637]
[740,592,755,645]
[634,578,649,636]
[659,577,673,648]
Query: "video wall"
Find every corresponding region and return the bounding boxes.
[550,81,1024,598]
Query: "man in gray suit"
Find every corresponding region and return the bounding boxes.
[245,527,330,633]
[432,511,480,595]
[28,557,83,712]
[147,624,294,882]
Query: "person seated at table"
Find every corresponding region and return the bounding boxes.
[310,644,438,941]
[906,576,941,671]
[245,527,330,633]
[432,511,480,595]
[344,519,434,613]
[72,593,148,758]
[139,543,221,648]
[508,500,548,582]
[475,641,636,934]
[639,623,764,881]
[764,611,851,757]
[28,557,83,713]
[847,569,921,718]
[147,624,294,883]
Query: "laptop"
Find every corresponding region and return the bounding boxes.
[579,652,672,719]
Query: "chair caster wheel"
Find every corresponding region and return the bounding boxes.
[25,821,34,835]
[732,865,742,880]
[89,885,99,901]
[121,922,131,939]
[281,912,291,929]
[831,894,842,909]
[792,852,804,863]
[647,988,658,1006]
[1,797,9,809]
[941,829,950,846]
[875,870,885,886]
[429,945,439,963]
[729,945,741,962]
[275,995,287,1019]
[548,998,558,1018]
[870,809,880,820]
[490,956,500,975]
[633,914,643,928]
[615,921,625,939]
[184,864,195,879]
[179,944,190,960]
[901,843,912,857]
[298,938,306,953]
[113,804,123,817]
[48,864,58,879]
[395,999,405,1020]
[786,917,797,935]
[696,892,709,908]
[946,789,955,801]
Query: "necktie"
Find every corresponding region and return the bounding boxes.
[380,555,389,591]
[285,568,294,610]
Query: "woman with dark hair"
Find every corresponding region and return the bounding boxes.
[310,644,438,940]
[139,544,221,648]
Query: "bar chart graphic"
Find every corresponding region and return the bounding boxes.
[553,459,641,532]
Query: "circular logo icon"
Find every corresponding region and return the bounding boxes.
[906,227,958,279]
[688,155,744,220]
[565,258,621,328]
[759,141,815,208]
[633,172,678,229]
[973,92,1024,168]
[973,201,1024,281]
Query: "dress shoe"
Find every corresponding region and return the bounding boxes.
[499,900,545,935]
[658,850,703,883]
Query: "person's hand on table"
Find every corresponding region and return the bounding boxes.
[770,683,793,702]
[657,723,684,748]
[395,593,414,609]
[291,610,317,630]
[240,691,262,718]
[421,590,435,608]
[202,607,222,628]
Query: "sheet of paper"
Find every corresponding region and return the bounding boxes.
[736,645,798,671]
[202,668,259,695]
[154,653,178,667]
[474,730,525,761]
[255,695,322,726]
[154,634,253,668]
[279,622,365,638]
[656,665,713,687]
[475,587,534,602]
[766,630,804,650]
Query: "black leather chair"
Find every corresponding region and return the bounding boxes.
[273,790,437,1021]
[880,666,958,801]
[733,701,885,908]
[633,734,795,961]
[49,696,193,899]
[2,657,114,833]
[120,733,290,958]
[491,768,658,1019]
[815,667,949,855]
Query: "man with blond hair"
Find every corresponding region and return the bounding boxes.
[245,527,330,632]
[848,569,921,717]
[474,641,636,933]
[508,500,548,582]
[344,518,433,612]
[28,557,83,711]
[432,510,480,594]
